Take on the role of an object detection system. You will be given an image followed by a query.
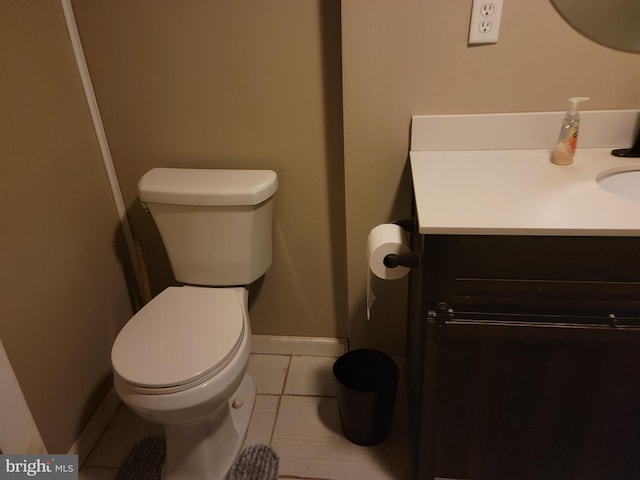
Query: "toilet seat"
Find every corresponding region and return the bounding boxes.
[112,286,245,394]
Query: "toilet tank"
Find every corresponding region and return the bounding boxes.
[138,168,278,286]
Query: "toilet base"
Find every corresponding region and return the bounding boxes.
[162,373,256,480]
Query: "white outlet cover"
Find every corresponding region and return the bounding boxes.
[469,0,504,45]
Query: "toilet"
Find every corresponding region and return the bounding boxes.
[111,168,278,480]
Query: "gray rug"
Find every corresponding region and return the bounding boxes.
[225,444,279,480]
[116,436,278,480]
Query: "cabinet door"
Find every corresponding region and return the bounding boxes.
[430,324,640,480]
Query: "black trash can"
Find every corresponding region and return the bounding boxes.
[333,348,399,446]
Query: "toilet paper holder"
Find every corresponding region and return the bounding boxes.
[383,252,420,270]
[382,217,420,269]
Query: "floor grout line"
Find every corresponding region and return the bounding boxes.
[281,393,337,398]
[267,355,291,446]
[280,355,293,396]
[268,394,282,448]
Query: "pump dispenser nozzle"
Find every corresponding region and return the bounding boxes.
[568,97,589,113]
[552,97,589,166]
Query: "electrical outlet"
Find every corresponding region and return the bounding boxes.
[478,19,493,33]
[480,3,495,16]
[469,0,503,45]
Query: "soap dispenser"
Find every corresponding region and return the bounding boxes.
[552,97,589,166]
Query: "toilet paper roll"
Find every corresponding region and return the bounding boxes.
[367,223,411,280]
[366,223,411,319]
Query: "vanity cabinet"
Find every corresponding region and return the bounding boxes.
[407,234,640,480]
[406,110,640,480]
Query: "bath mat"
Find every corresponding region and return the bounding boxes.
[117,436,165,480]
[116,436,279,480]
[225,444,279,480]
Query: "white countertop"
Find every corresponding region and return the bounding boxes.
[410,149,640,236]
[409,110,640,236]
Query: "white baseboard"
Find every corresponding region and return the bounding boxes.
[251,335,348,357]
[68,387,121,466]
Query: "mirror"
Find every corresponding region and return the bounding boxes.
[550,0,640,53]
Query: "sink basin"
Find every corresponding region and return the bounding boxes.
[597,169,640,203]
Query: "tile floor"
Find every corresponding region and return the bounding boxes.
[79,353,409,480]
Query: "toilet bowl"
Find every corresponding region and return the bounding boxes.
[112,286,256,480]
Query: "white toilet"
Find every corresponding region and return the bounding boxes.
[111,168,278,480]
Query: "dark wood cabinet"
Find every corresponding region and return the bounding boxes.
[407,235,640,480]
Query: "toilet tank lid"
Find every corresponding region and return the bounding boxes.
[138,168,278,206]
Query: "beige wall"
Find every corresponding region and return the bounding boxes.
[71,0,348,339]
[342,0,640,353]
[0,2,133,453]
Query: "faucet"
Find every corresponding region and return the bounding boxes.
[612,124,640,157]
